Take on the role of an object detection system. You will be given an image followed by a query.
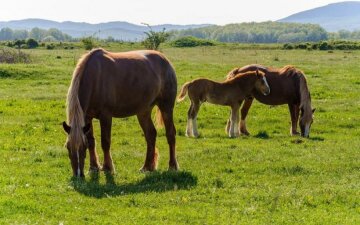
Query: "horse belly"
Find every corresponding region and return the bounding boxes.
[254,92,288,105]
[109,87,158,117]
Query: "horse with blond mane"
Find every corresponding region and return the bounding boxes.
[62,48,179,177]
[226,64,315,137]
[178,70,270,138]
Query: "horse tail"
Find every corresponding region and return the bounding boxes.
[177,82,191,102]
[66,48,103,150]
[154,107,165,128]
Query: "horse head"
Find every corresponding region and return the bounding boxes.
[254,70,270,96]
[62,121,91,177]
[299,108,315,138]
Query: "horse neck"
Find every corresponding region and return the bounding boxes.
[228,74,257,92]
[66,51,96,151]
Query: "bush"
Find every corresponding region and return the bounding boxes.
[142,25,169,50]
[170,36,216,47]
[81,37,96,50]
[46,44,55,50]
[0,47,31,63]
[283,41,360,51]
[26,38,39,48]
[283,43,294,50]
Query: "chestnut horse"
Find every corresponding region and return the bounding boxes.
[62,48,179,177]
[226,64,315,137]
[177,70,270,138]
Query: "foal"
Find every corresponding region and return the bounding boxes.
[178,70,270,138]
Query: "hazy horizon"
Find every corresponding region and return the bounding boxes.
[0,0,356,25]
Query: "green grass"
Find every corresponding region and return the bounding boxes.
[0,45,359,224]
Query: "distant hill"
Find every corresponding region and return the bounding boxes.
[0,19,211,41]
[279,1,360,32]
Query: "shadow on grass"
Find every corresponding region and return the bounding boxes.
[70,170,198,198]
[254,131,270,139]
[309,136,325,141]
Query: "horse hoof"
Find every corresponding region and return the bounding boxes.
[89,166,102,173]
[229,133,239,138]
[139,166,156,173]
[169,162,179,171]
[102,164,115,174]
[291,131,300,136]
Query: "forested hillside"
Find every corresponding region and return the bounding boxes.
[0,27,71,41]
[171,22,328,43]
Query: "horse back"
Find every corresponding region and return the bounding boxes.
[234,64,301,105]
[79,49,176,118]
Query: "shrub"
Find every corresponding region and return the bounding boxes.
[171,36,216,47]
[46,44,55,50]
[142,24,169,50]
[319,41,332,50]
[14,40,25,49]
[0,47,31,63]
[81,37,96,50]
[26,38,39,48]
[283,43,294,50]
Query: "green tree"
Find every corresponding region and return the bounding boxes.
[29,27,46,41]
[81,37,96,50]
[26,38,39,48]
[0,28,14,40]
[142,24,169,50]
[13,30,29,40]
[14,39,25,49]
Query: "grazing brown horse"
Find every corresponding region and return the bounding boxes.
[62,48,179,177]
[226,64,315,137]
[177,70,270,138]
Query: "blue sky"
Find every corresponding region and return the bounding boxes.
[0,0,354,25]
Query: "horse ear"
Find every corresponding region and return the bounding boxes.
[62,121,71,134]
[83,123,91,134]
[256,69,260,78]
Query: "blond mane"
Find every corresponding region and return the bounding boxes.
[298,72,312,117]
[66,48,104,151]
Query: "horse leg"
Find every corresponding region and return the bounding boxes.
[137,111,158,172]
[186,102,194,137]
[190,101,201,138]
[288,104,300,135]
[225,117,231,135]
[240,98,253,135]
[158,106,179,171]
[100,116,115,174]
[85,119,101,172]
[229,104,240,138]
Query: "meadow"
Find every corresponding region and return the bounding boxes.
[0,43,359,224]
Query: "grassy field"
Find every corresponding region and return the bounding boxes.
[0,43,359,224]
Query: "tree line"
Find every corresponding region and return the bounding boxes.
[171,22,329,43]
[2,22,360,44]
[0,27,72,41]
[170,22,360,43]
